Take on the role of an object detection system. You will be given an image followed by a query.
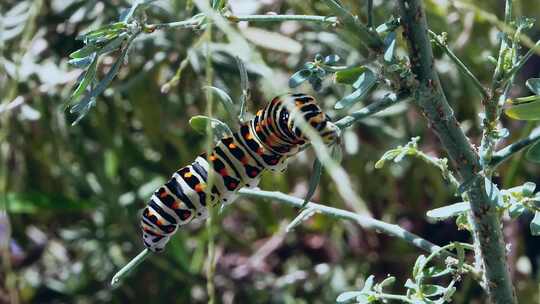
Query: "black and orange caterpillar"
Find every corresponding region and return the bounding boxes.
[141,93,339,252]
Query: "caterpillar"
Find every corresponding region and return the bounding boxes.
[141,93,339,252]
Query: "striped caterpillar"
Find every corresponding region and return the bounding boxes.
[141,93,339,252]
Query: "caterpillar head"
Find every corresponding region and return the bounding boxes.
[286,94,340,146]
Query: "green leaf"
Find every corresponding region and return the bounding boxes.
[80,22,127,41]
[189,115,232,142]
[526,78,540,95]
[522,182,536,196]
[234,55,249,122]
[70,41,130,124]
[289,69,312,88]
[324,54,340,65]
[96,33,128,55]
[69,44,99,59]
[530,211,540,236]
[383,32,396,63]
[455,213,471,231]
[404,278,418,290]
[0,192,94,213]
[422,284,446,297]
[379,276,396,288]
[361,275,375,292]
[334,66,367,85]
[68,55,98,106]
[423,266,452,278]
[485,178,503,207]
[68,56,95,69]
[203,86,238,125]
[426,202,470,220]
[526,140,540,163]
[413,255,426,278]
[505,99,540,120]
[335,69,377,109]
[336,291,363,303]
[509,203,526,218]
[302,159,322,208]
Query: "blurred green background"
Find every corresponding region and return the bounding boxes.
[1,0,539,303]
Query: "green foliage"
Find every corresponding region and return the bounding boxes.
[2,0,540,303]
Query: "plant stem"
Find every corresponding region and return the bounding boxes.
[237,188,444,255]
[322,0,384,52]
[335,92,407,129]
[110,186,453,288]
[110,248,152,288]
[490,126,540,169]
[226,14,338,25]
[398,0,516,303]
[428,30,488,99]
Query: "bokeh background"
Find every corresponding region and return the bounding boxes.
[1,0,539,303]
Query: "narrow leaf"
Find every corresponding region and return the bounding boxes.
[505,99,540,120]
[334,66,367,86]
[335,70,377,109]
[323,54,340,65]
[68,55,98,106]
[427,202,471,220]
[383,32,396,63]
[97,33,128,55]
[234,56,249,122]
[302,159,322,208]
[526,140,540,163]
[203,86,239,125]
[289,69,311,88]
[422,284,446,297]
[336,291,363,303]
[526,78,540,95]
[71,42,130,124]
[69,44,99,59]
[189,115,232,142]
[68,56,95,69]
[485,178,503,207]
[530,211,540,236]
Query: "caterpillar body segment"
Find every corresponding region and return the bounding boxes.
[141,93,339,252]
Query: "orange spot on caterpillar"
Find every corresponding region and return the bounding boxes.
[228,143,236,149]
[194,184,205,192]
[209,154,217,161]
[255,125,261,132]
[184,172,193,178]
[246,133,253,140]
[256,110,263,116]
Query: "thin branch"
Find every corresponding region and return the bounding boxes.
[238,188,444,255]
[450,0,540,56]
[398,0,516,303]
[110,248,151,288]
[490,127,540,168]
[367,0,374,28]
[505,39,540,82]
[322,0,384,52]
[335,92,408,129]
[428,30,488,99]
[226,14,338,25]
[111,187,452,288]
